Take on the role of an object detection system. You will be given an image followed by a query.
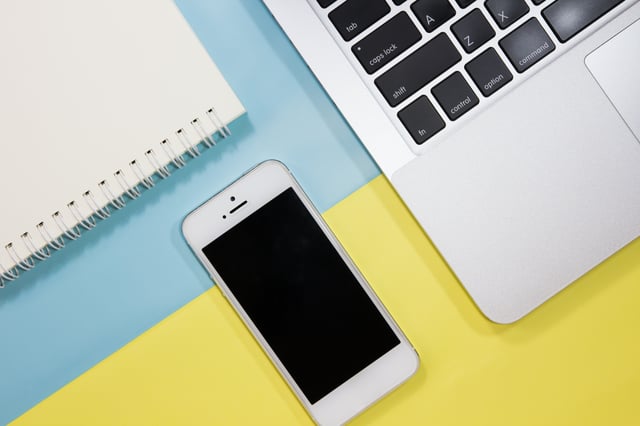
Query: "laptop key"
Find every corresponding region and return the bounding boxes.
[451,8,496,54]
[499,18,556,73]
[352,12,422,75]
[465,48,513,97]
[455,0,477,8]
[398,96,446,144]
[432,72,479,120]
[542,0,624,43]
[411,0,456,33]
[317,0,338,8]
[328,0,391,41]
[375,33,461,107]
[485,0,530,29]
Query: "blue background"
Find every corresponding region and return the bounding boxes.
[0,1,379,423]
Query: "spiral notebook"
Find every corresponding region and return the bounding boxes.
[0,0,245,285]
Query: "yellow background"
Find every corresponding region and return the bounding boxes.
[14,176,640,425]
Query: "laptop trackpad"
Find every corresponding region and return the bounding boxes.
[586,18,640,142]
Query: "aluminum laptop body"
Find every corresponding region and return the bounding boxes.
[263,0,640,323]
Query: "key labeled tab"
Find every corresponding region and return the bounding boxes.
[328,0,390,41]
[432,72,479,120]
[499,18,556,73]
[411,0,456,33]
[465,48,513,96]
[352,13,422,75]
[375,33,462,107]
[398,96,446,144]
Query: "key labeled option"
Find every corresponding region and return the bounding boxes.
[411,0,456,33]
[328,0,390,41]
[352,13,422,74]
[432,72,479,120]
[465,47,513,96]
[375,33,461,107]
[451,8,496,54]
[499,18,555,73]
[398,96,446,144]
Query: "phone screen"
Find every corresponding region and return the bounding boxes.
[203,187,400,404]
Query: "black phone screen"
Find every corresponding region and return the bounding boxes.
[203,187,400,404]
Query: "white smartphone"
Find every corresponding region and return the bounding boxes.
[182,160,419,425]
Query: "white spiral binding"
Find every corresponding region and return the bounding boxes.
[99,180,126,210]
[68,201,97,231]
[53,211,81,241]
[83,191,110,220]
[176,129,200,158]
[191,118,215,148]
[207,107,230,138]
[145,149,171,179]
[37,222,65,251]
[114,170,141,200]
[0,107,230,286]
[21,232,51,262]
[130,160,154,190]
[161,139,186,169]
[5,242,35,271]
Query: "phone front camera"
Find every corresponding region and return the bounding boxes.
[230,196,236,202]
[222,215,227,219]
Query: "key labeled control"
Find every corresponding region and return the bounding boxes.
[432,72,479,120]
[499,18,555,73]
[352,13,422,74]
[465,48,513,96]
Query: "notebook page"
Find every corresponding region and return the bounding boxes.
[0,0,245,275]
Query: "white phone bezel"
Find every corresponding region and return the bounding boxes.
[182,160,419,425]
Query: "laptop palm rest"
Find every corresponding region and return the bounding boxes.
[391,37,640,323]
[586,18,640,141]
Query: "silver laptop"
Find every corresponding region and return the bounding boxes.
[263,0,640,323]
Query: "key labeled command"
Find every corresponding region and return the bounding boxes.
[500,18,555,73]
[352,12,422,75]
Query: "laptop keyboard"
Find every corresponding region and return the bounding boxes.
[316,0,627,146]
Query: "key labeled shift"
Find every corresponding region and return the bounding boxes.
[375,33,461,107]
[352,13,422,74]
